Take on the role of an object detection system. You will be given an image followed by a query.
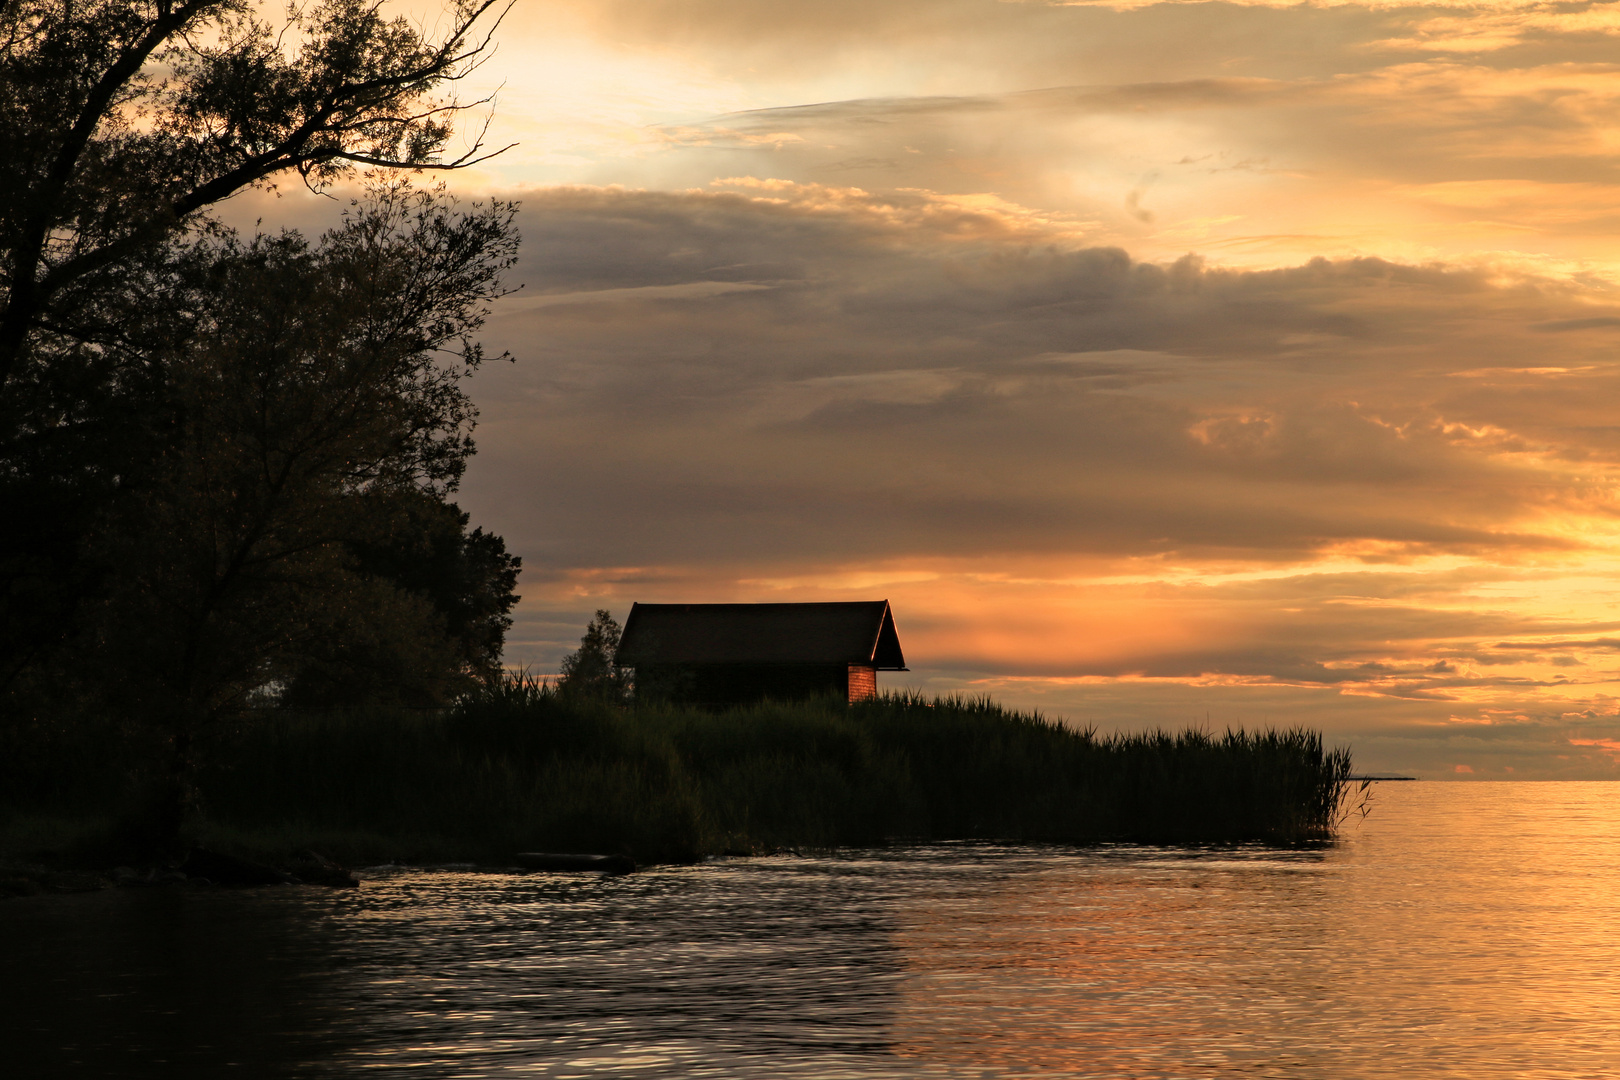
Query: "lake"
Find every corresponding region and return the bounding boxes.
[8,782,1620,1077]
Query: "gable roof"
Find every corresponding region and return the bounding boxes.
[616,601,907,670]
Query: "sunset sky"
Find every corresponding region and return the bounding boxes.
[256,0,1620,777]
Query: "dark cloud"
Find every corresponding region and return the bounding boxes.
[1490,638,1620,651]
[467,183,1619,569]
[1532,316,1620,332]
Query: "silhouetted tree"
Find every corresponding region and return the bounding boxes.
[36,179,520,839]
[559,610,631,703]
[0,1,528,847]
[0,0,512,687]
[278,493,522,709]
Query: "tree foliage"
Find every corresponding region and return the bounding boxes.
[0,0,511,370]
[0,0,525,838]
[279,492,522,709]
[0,0,514,685]
[559,610,631,703]
[79,181,520,726]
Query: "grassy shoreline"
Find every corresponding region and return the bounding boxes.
[3,686,1356,875]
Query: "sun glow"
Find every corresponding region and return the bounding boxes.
[408,0,1620,777]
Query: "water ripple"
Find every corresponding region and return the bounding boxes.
[9,784,1620,1077]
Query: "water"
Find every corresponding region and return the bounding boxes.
[8,782,1620,1078]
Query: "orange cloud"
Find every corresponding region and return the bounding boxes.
[1567,737,1620,754]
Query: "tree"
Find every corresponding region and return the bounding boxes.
[0,0,513,687]
[1,1,531,848]
[279,492,522,709]
[559,610,631,703]
[53,179,520,834]
[0,0,512,372]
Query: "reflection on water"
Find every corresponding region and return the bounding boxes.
[9,783,1620,1077]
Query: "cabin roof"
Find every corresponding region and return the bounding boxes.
[616,601,907,670]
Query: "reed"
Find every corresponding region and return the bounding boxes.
[3,679,1355,866]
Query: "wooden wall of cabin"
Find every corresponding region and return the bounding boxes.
[632,663,854,707]
[847,665,876,703]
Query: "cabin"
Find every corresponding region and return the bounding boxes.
[615,600,907,706]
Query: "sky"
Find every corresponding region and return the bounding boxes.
[256,0,1620,777]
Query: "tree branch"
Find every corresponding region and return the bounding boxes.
[0,0,227,381]
[2,0,514,386]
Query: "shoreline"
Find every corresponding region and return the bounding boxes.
[4,691,1358,878]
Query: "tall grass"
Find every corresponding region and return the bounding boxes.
[4,678,1356,865]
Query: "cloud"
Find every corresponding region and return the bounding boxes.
[459,1,1620,286]
[595,58,1620,277]
[1049,0,1620,23]
[445,182,1620,777]
[1369,3,1620,52]
[1531,316,1620,331]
